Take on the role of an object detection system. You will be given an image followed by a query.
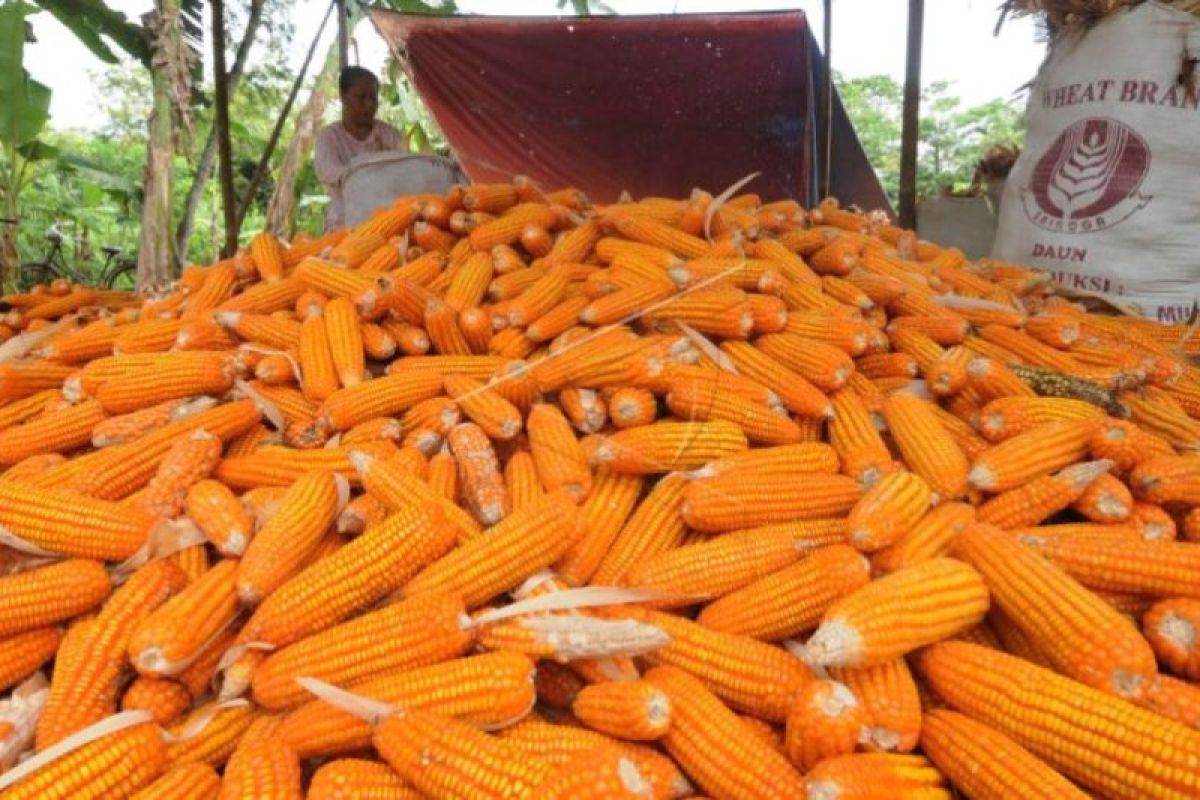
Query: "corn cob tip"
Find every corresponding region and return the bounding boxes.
[802,620,863,668]
[212,311,240,328]
[967,464,995,491]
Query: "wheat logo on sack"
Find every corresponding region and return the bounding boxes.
[1021,117,1152,234]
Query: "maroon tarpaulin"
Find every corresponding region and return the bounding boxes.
[371,9,890,213]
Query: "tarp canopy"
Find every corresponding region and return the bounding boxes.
[370,9,890,213]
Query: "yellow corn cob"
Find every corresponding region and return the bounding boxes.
[2,718,166,799]
[38,559,186,748]
[871,501,976,573]
[130,761,223,800]
[93,353,233,415]
[212,312,302,350]
[497,450,538,513]
[318,296,363,390]
[968,419,1097,492]
[445,422,510,526]
[281,651,536,758]
[405,492,584,608]
[555,469,643,585]
[645,665,806,797]
[127,558,240,678]
[444,373,522,440]
[236,470,341,604]
[0,478,158,559]
[241,503,454,652]
[250,590,472,711]
[424,447,458,502]
[804,557,989,668]
[954,525,1157,698]
[916,641,1200,800]
[248,231,285,283]
[0,361,73,403]
[525,295,587,342]
[826,388,893,488]
[606,386,659,428]
[131,428,223,519]
[785,679,868,770]
[443,251,494,312]
[0,559,112,639]
[1130,454,1200,504]
[121,677,192,726]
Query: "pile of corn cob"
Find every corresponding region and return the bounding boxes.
[0,181,1199,800]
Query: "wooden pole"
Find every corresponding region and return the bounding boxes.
[211,0,238,258]
[234,0,335,231]
[822,0,833,199]
[899,0,924,229]
[336,0,349,70]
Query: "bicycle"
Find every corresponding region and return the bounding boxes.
[3,220,137,291]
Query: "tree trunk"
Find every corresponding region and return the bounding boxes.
[137,1,183,292]
[264,45,339,239]
[174,0,265,263]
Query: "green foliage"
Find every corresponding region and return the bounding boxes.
[0,1,50,146]
[836,73,1025,206]
[30,0,150,65]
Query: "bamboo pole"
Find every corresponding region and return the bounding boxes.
[899,0,925,229]
[211,0,238,258]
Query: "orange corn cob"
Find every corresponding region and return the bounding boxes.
[163,700,256,768]
[443,251,494,311]
[1070,471,1133,522]
[681,470,860,533]
[976,460,1112,529]
[130,761,223,800]
[0,627,59,694]
[968,419,1097,492]
[457,307,491,354]
[249,232,285,283]
[501,449,542,512]
[872,501,976,573]
[2,718,166,799]
[316,371,443,432]
[1088,419,1175,474]
[444,373,522,440]
[426,447,458,502]
[250,590,471,712]
[127,558,239,678]
[804,558,989,668]
[527,402,593,500]
[0,361,73,403]
[244,502,455,656]
[977,396,1106,442]
[525,295,587,342]
[186,480,253,557]
[916,641,1200,800]
[446,422,510,526]
[307,759,419,800]
[591,419,747,474]
[121,676,192,726]
[964,356,1036,402]
[846,470,932,552]
[1143,598,1200,680]
[785,679,868,770]
[645,665,806,797]
[94,353,234,414]
[697,544,869,640]
[0,451,66,484]
[0,479,156,559]
[829,658,921,753]
[0,559,111,637]
[352,448,480,542]
[607,386,659,428]
[641,289,754,339]
[321,297,364,389]
[827,388,893,488]
[38,559,186,748]
[236,470,341,604]
[213,312,302,350]
[132,428,223,519]
[589,473,687,586]
[623,525,809,603]
[882,392,970,499]
[1017,530,1200,599]
[558,386,607,434]
[0,389,57,431]
[555,469,643,585]
[953,525,1157,698]
[405,492,585,608]
[0,397,107,465]
[919,709,1088,800]
[218,727,302,799]
[666,376,801,446]
[571,679,672,741]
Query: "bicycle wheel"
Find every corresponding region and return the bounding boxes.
[103,261,137,290]
[18,261,56,292]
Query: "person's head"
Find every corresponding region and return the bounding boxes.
[339,66,380,128]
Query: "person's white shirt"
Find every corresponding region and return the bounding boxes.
[314,120,406,231]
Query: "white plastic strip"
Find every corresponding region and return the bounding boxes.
[233,378,285,431]
[297,677,396,724]
[470,586,677,627]
[703,171,761,242]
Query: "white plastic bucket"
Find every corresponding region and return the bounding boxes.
[342,152,466,229]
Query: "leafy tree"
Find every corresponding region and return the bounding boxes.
[836,73,1025,207]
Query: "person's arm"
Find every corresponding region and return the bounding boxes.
[314,126,348,188]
